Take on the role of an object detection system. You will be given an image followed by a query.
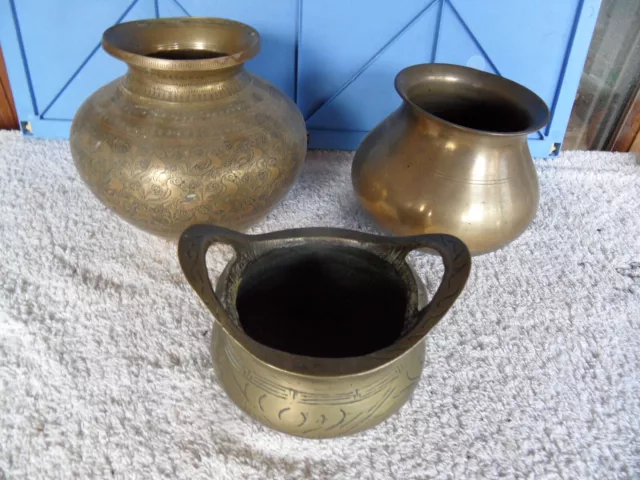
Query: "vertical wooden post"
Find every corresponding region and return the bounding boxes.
[0,45,19,130]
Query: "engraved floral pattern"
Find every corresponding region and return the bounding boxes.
[70,71,307,238]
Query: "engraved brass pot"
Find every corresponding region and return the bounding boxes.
[352,63,550,255]
[70,18,307,238]
[178,224,471,438]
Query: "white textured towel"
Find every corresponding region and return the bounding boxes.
[0,130,639,479]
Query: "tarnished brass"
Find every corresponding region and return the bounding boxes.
[178,224,471,438]
[70,18,307,238]
[352,63,550,255]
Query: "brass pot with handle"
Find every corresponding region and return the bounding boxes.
[178,224,471,438]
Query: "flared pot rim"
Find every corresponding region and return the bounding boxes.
[102,17,260,71]
[395,63,551,137]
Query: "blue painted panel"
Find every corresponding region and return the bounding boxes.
[0,0,154,134]
[45,0,154,120]
[299,0,601,157]
[300,0,440,132]
[0,0,297,138]
[11,0,139,118]
[0,0,601,157]
[158,0,298,99]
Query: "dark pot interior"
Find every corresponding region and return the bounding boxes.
[396,63,550,135]
[146,49,227,60]
[411,90,533,133]
[236,245,408,358]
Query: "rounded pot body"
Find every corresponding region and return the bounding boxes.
[352,64,550,255]
[211,313,426,438]
[178,225,471,438]
[70,18,307,238]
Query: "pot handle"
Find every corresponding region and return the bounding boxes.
[177,224,250,327]
[402,234,471,337]
[177,225,471,344]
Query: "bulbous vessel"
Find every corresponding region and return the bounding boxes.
[71,18,307,238]
[352,63,549,255]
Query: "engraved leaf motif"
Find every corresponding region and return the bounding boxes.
[69,70,306,237]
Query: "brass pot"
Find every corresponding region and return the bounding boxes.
[70,18,307,238]
[352,64,550,255]
[178,224,471,438]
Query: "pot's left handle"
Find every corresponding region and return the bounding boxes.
[178,224,250,325]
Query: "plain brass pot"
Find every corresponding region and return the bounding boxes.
[352,64,550,255]
[178,224,471,438]
[70,18,307,238]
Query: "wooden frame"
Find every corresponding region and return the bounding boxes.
[0,45,19,130]
[610,82,640,153]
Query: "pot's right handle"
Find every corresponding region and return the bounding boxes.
[177,224,250,327]
[402,234,472,338]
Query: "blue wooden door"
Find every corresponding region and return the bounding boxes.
[0,0,298,139]
[297,0,601,157]
[155,0,299,99]
[1,0,153,137]
[1,0,600,157]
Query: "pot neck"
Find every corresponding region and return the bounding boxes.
[119,64,251,102]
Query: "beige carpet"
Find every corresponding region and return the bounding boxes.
[0,130,639,479]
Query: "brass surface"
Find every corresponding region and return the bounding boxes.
[178,224,471,438]
[352,64,550,255]
[70,18,307,238]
